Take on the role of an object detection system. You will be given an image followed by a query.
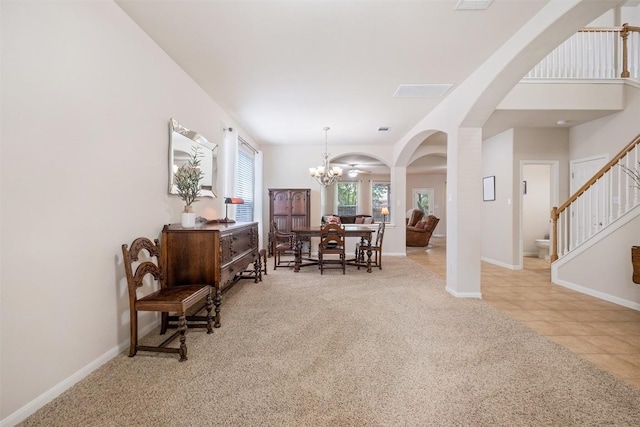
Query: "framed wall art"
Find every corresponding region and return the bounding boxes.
[483,176,495,201]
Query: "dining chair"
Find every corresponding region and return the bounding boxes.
[318,223,346,274]
[121,237,213,361]
[270,221,297,270]
[356,221,385,270]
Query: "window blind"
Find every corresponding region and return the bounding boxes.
[236,137,255,222]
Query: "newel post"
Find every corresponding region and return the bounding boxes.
[621,23,630,78]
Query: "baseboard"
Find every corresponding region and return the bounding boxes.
[481,256,521,270]
[552,277,640,311]
[445,287,482,299]
[0,321,158,427]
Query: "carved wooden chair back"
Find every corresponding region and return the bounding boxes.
[318,223,346,274]
[271,221,297,270]
[357,222,385,270]
[375,221,386,247]
[121,237,213,361]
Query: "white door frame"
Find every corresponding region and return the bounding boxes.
[518,160,559,269]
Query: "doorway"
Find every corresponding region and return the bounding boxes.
[519,160,559,269]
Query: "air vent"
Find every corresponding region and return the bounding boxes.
[378,126,391,132]
[393,84,453,98]
[455,0,493,10]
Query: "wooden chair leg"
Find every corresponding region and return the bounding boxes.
[129,310,138,357]
[178,313,188,362]
[160,312,168,335]
[205,293,213,334]
[260,249,267,276]
[214,289,222,328]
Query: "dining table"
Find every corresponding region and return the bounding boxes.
[291,224,376,273]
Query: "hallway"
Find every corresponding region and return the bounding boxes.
[407,236,640,389]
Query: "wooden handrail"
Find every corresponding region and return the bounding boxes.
[551,133,640,262]
[556,134,640,214]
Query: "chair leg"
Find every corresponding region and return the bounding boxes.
[160,312,168,335]
[178,313,188,362]
[260,249,267,276]
[129,310,138,357]
[214,289,222,328]
[205,293,213,334]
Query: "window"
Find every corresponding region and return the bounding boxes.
[337,182,357,216]
[412,188,434,215]
[236,137,255,222]
[372,182,390,222]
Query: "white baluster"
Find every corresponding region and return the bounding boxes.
[609,165,614,223]
[633,145,640,206]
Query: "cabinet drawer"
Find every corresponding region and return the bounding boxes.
[221,225,258,264]
[220,251,258,290]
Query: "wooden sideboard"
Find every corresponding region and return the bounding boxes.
[161,221,259,328]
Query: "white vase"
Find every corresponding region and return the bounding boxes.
[181,206,196,228]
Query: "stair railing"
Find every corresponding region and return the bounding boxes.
[551,133,640,262]
[526,23,640,80]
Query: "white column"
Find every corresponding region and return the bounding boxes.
[320,185,327,217]
[386,166,407,255]
[446,127,482,298]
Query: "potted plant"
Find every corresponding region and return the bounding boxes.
[174,146,204,228]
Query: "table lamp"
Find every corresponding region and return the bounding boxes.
[210,197,244,223]
[380,207,389,223]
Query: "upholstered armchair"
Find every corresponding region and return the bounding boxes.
[406,214,440,247]
[406,209,424,226]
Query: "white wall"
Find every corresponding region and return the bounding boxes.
[0,1,254,422]
[587,4,640,26]
[481,130,515,267]
[481,127,569,268]
[554,210,640,308]
[553,84,640,305]
[570,85,640,160]
[514,128,570,262]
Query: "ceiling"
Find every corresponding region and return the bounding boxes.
[115,0,618,174]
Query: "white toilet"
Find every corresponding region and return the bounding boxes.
[535,239,550,260]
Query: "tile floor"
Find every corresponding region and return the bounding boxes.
[407,236,640,389]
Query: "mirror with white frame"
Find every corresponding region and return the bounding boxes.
[169,118,217,198]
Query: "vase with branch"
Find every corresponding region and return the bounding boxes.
[621,160,640,188]
[174,146,204,228]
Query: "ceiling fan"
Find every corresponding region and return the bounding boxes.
[347,164,371,178]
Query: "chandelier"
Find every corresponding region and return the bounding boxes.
[309,127,342,186]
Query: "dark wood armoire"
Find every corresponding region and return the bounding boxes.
[268,188,310,255]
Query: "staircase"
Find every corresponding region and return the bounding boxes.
[551,133,640,262]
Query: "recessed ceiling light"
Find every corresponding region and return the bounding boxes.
[393,84,453,98]
[455,0,493,10]
[556,120,567,125]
